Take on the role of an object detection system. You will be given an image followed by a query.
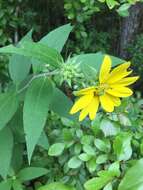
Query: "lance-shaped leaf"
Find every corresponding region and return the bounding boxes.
[40,23,73,52]
[0,91,18,130]
[0,41,62,68]
[0,128,13,179]
[33,24,73,73]
[72,52,124,72]
[9,29,33,85]
[23,77,53,163]
[18,167,48,181]
[49,87,76,120]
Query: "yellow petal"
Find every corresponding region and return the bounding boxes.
[74,86,95,96]
[70,94,93,114]
[89,96,99,120]
[106,93,121,107]
[99,55,112,83]
[107,86,133,97]
[106,62,132,83]
[79,107,89,121]
[79,96,99,121]
[110,76,139,87]
[99,93,114,112]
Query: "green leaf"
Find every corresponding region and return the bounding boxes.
[9,30,33,84]
[68,156,82,169]
[0,128,13,179]
[86,158,97,173]
[0,41,62,68]
[0,180,12,190]
[38,132,49,150]
[0,91,18,130]
[11,144,23,172]
[109,162,120,177]
[12,180,23,190]
[72,53,124,73]
[33,24,73,73]
[118,159,143,190]
[118,114,131,126]
[83,145,95,156]
[81,63,97,80]
[103,183,112,190]
[78,153,92,162]
[84,171,114,190]
[100,119,118,137]
[113,132,132,161]
[8,107,24,142]
[74,143,82,154]
[94,139,110,153]
[23,77,53,163]
[81,135,94,145]
[9,55,31,85]
[18,167,48,181]
[106,0,119,9]
[48,143,65,156]
[38,182,76,190]
[96,154,108,164]
[117,4,131,17]
[49,87,76,120]
[40,23,73,52]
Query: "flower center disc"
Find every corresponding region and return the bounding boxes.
[96,83,109,96]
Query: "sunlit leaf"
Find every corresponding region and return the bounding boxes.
[38,182,76,190]
[118,159,143,190]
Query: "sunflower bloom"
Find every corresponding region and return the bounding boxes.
[70,55,139,121]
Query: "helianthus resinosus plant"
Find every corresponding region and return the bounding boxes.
[70,55,139,121]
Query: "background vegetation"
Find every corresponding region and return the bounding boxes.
[1,0,143,88]
[0,1,143,190]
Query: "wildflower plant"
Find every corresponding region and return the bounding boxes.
[70,55,139,121]
[0,24,141,190]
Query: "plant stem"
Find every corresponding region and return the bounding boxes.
[18,70,59,94]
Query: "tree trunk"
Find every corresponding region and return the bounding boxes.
[119,3,143,59]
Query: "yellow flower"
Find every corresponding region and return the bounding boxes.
[70,55,139,121]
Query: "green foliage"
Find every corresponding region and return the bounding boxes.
[9,29,33,85]
[118,159,143,190]
[64,0,139,54]
[40,24,73,52]
[0,91,18,130]
[23,77,53,163]
[18,167,48,181]
[48,143,65,156]
[0,24,142,190]
[0,128,13,179]
[127,34,143,83]
[38,182,76,190]
[0,0,36,85]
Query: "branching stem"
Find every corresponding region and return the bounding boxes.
[18,70,59,94]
